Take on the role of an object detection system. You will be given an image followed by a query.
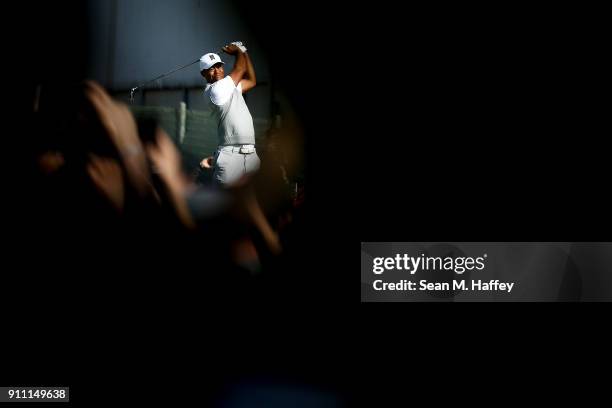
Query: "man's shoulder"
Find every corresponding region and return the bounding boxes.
[207,76,237,106]
[211,76,234,87]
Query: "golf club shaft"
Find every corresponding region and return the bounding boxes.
[130,58,201,101]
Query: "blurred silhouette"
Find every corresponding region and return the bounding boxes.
[24,80,305,309]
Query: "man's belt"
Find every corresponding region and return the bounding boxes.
[220,144,256,154]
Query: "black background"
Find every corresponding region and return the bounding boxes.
[2,1,610,405]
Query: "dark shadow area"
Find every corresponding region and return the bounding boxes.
[3,1,610,406]
[3,1,350,404]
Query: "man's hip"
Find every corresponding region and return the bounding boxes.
[213,145,260,186]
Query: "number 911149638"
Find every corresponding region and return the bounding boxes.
[8,389,67,399]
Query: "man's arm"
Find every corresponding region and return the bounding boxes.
[240,52,257,93]
[146,128,196,229]
[222,44,247,86]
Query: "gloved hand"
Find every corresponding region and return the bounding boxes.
[230,41,247,52]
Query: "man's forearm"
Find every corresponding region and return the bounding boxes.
[161,172,196,229]
[244,52,256,83]
[233,51,248,80]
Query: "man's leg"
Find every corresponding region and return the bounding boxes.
[215,149,245,187]
[212,149,226,187]
[245,152,261,175]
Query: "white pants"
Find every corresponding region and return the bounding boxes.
[213,145,260,187]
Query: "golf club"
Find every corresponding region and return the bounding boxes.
[129,44,242,102]
[129,58,200,102]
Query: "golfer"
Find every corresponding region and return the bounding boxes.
[199,41,260,187]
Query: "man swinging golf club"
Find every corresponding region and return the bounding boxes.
[199,41,260,187]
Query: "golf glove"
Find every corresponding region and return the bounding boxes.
[231,41,247,52]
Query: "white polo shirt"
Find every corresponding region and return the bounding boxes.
[204,76,255,146]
